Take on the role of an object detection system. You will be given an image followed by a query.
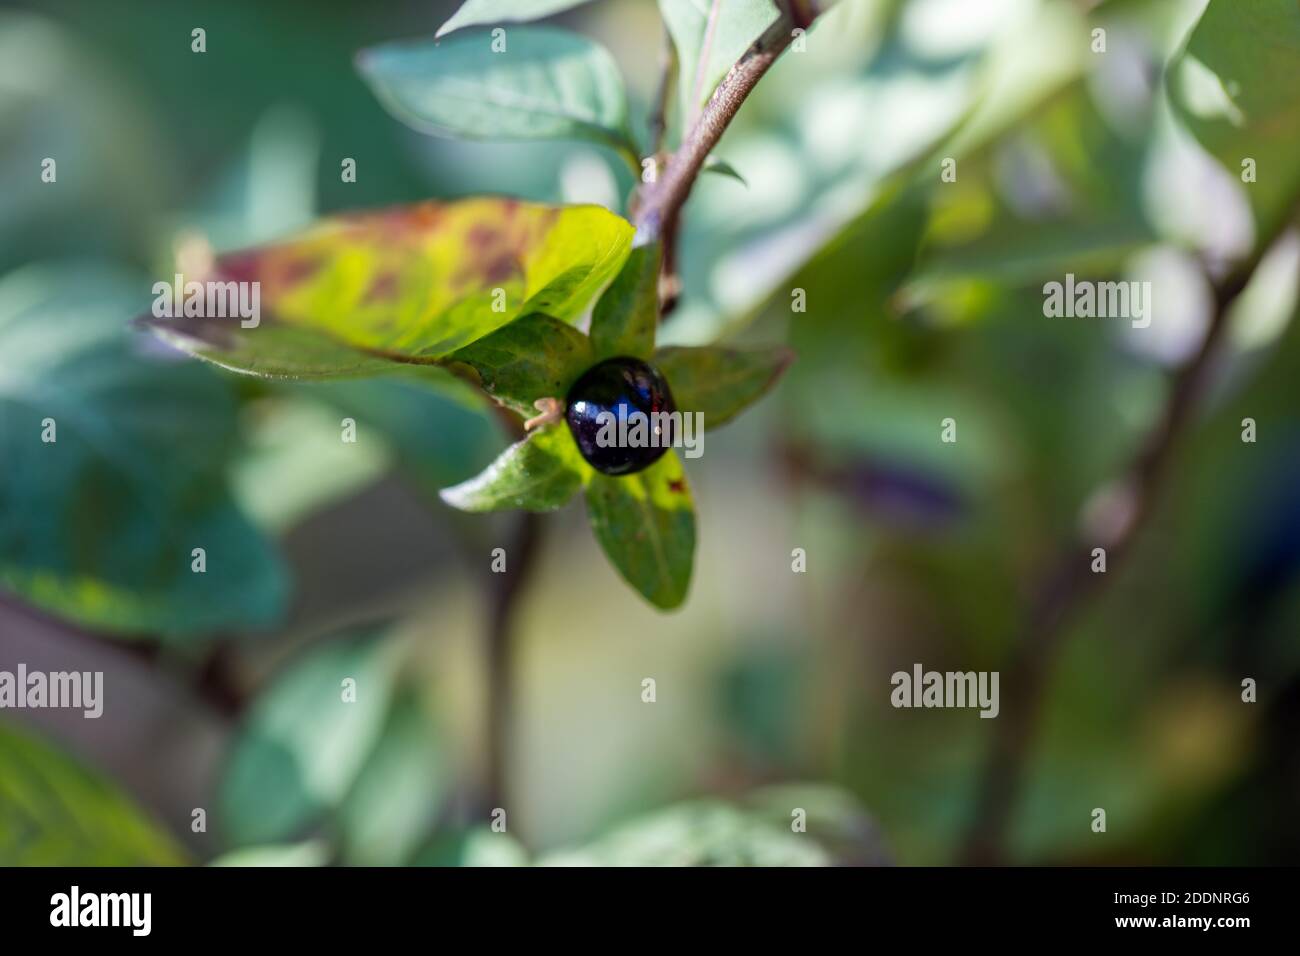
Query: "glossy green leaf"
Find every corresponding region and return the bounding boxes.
[219,633,400,847]
[447,313,594,416]
[585,451,694,609]
[1169,0,1300,239]
[0,264,288,636]
[358,27,638,160]
[589,242,661,359]
[441,425,587,512]
[659,0,779,120]
[144,199,633,379]
[0,723,186,866]
[654,343,792,429]
[437,0,600,38]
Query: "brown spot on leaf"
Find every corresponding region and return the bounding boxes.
[668,478,686,494]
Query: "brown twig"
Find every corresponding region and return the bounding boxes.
[483,509,541,816]
[633,0,819,249]
[959,221,1297,865]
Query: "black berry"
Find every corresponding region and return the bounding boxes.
[565,357,677,476]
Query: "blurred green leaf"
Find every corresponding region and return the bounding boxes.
[535,785,882,866]
[654,343,792,429]
[219,633,400,847]
[585,450,694,609]
[447,313,594,417]
[145,199,633,378]
[414,827,529,866]
[441,424,587,512]
[338,692,448,866]
[437,0,601,38]
[659,0,779,121]
[589,243,661,360]
[358,27,638,162]
[1169,0,1300,239]
[0,263,288,636]
[0,722,185,866]
[208,840,329,867]
[701,155,747,186]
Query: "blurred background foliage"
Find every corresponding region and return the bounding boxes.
[0,0,1297,865]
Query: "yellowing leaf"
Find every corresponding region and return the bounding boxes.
[146,198,633,378]
[585,451,695,609]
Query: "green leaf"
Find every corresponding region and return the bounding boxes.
[338,692,447,866]
[536,785,884,865]
[0,263,288,636]
[414,827,530,866]
[437,0,600,38]
[219,633,400,847]
[654,343,792,429]
[357,27,638,161]
[208,840,330,867]
[447,313,593,416]
[1169,0,1300,239]
[144,199,633,380]
[585,451,694,609]
[441,425,587,512]
[536,798,820,866]
[589,242,661,360]
[702,155,747,186]
[659,0,779,120]
[0,722,186,865]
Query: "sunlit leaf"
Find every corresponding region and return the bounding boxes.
[585,450,694,609]
[437,0,600,38]
[659,0,779,120]
[358,27,638,161]
[447,312,594,416]
[589,242,660,360]
[0,723,185,866]
[440,425,587,512]
[144,199,633,379]
[654,343,792,429]
[1169,0,1300,239]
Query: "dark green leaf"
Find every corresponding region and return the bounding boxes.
[654,343,792,429]
[0,723,186,865]
[437,0,601,38]
[440,425,587,512]
[585,451,694,609]
[1169,0,1300,239]
[589,243,661,360]
[447,313,594,416]
[0,264,288,636]
[358,27,638,160]
[702,156,747,186]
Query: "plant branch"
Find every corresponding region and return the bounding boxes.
[959,221,1296,865]
[633,0,819,249]
[483,508,541,816]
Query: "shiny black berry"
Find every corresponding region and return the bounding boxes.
[565,356,676,476]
